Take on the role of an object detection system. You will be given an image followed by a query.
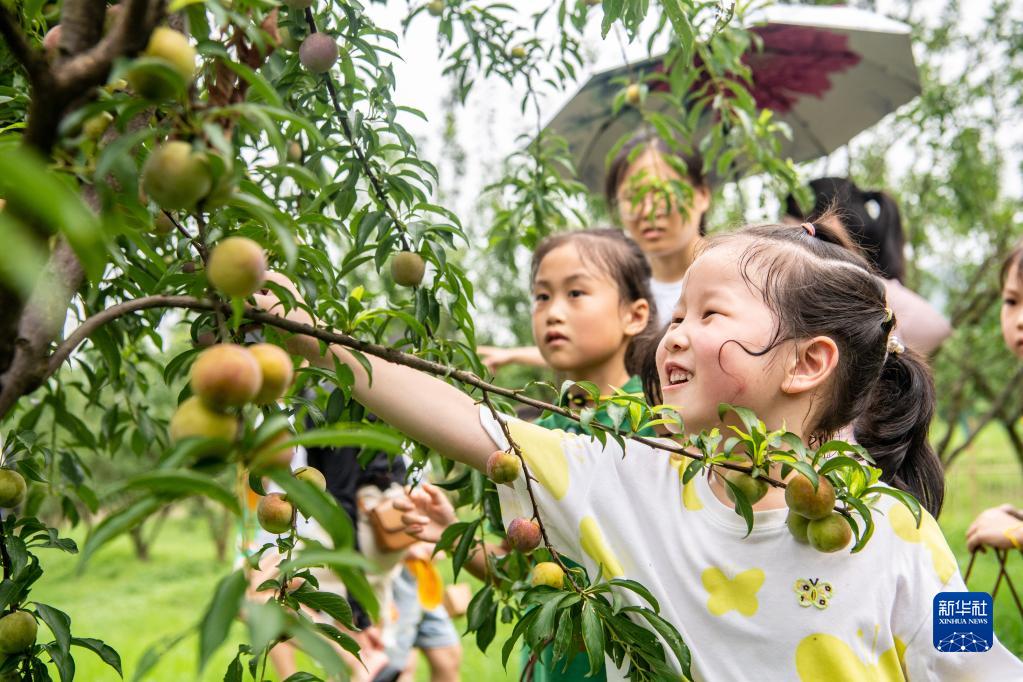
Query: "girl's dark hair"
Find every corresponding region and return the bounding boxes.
[785,177,906,282]
[531,228,660,379]
[604,131,708,235]
[1000,241,1023,289]
[695,223,944,516]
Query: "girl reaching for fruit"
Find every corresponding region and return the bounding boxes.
[254,222,1023,680]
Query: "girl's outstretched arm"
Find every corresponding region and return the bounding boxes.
[253,274,496,472]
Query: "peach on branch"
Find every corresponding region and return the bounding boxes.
[169,397,239,449]
[426,1,444,17]
[625,83,642,106]
[486,451,521,484]
[141,141,212,210]
[299,33,339,73]
[248,343,293,404]
[0,611,36,654]
[390,251,426,287]
[507,517,541,553]
[530,562,565,588]
[786,512,811,544]
[721,468,768,505]
[286,141,303,163]
[190,344,262,409]
[0,470,26,509]
[784,472,835,521]
[257,493,294,534]
[207,237,267,299]
[127,27,197,99]
[151,211,176,234]
[294,466,327,491]
[806,512,852,553]
[82,112,114,140]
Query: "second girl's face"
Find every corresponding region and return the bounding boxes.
[655,243,789,434]
[616,147,710,261]
[1001,262,1023,358]
[532,243,645,374]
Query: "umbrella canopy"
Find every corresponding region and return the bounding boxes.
[543,4,921,193]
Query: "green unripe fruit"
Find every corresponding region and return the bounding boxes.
[721,469,768,505]
[0,470,26,509]
[486,451,521,484]
[142,141,212,210]
[82,112,114,140]
[0,611,37,654]
[190,343,262,409]
[127,27,197,99]
[625,83,642,106]
[299,33,339,73]
[531,562,565,588]
[152,211,176,234]
[294,466,327,491]
[390,251,426,287]
[257,493,294,534]
[784,473,835,520]
[169,397,239,450]
[277,27,300,52]
[510,45,526,59]
[286,141,303,163]
[806,512,852,553]
[426,0,444,17]
[786,512,811,544]
[248,343,293,405]
[507,517,541,553]
[207,237,267,298]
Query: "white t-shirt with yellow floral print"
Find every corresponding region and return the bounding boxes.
[481,410,1023,682]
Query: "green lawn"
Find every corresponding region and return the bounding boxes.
[31,425,1023,680]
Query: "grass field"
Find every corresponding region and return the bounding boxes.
[32,425,1023,680]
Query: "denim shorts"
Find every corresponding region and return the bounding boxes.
[385,565,460,663]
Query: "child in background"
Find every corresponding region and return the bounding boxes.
[255,222,1023,680]
[479,131,709,371]
[966,242,1023,552]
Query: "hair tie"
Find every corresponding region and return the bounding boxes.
[886,335,905,355]
[801,222,816,237]
[883,307,894,324]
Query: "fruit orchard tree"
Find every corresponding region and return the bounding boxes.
[0,0,929,679]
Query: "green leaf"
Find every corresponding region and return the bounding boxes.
[270,470,354,550]
[280,425,405,455]
[635,608,692,679]
[71,637,123,677]
[580,602,604,677]
[501,609,538,668]
[274,549,371,576]
[79,497,163,569]
[314,623,360,657]
[286,613,345,677]
[107,470,240,514]
[451,518,480,581]
[291,586,355,629]
[34,603,71,656]
[721,477,754,537]
[198,570,248,669]
[609,578,660,612]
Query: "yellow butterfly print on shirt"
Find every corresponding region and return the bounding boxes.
[702,567,765,617]
[794,578,833,609]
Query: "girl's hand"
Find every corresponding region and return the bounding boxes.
[393,483,457,543]
[477,345,547,372]
[966,506,1023,551]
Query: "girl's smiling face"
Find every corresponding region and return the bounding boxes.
[1001,261,1023,359]
[655,243,790,434]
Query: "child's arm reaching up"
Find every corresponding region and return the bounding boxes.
[253,273,497,472]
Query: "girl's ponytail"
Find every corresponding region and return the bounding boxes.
[853,346,945,517]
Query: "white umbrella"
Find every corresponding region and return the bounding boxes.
[543,4,921,192]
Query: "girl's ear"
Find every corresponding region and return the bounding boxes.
[782,336,839,395]
[622,298,650,337]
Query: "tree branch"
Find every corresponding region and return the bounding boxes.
[0,2,49,85]
[31,294,784,486]
[56,0,165,92]
[944,364,1023,467]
